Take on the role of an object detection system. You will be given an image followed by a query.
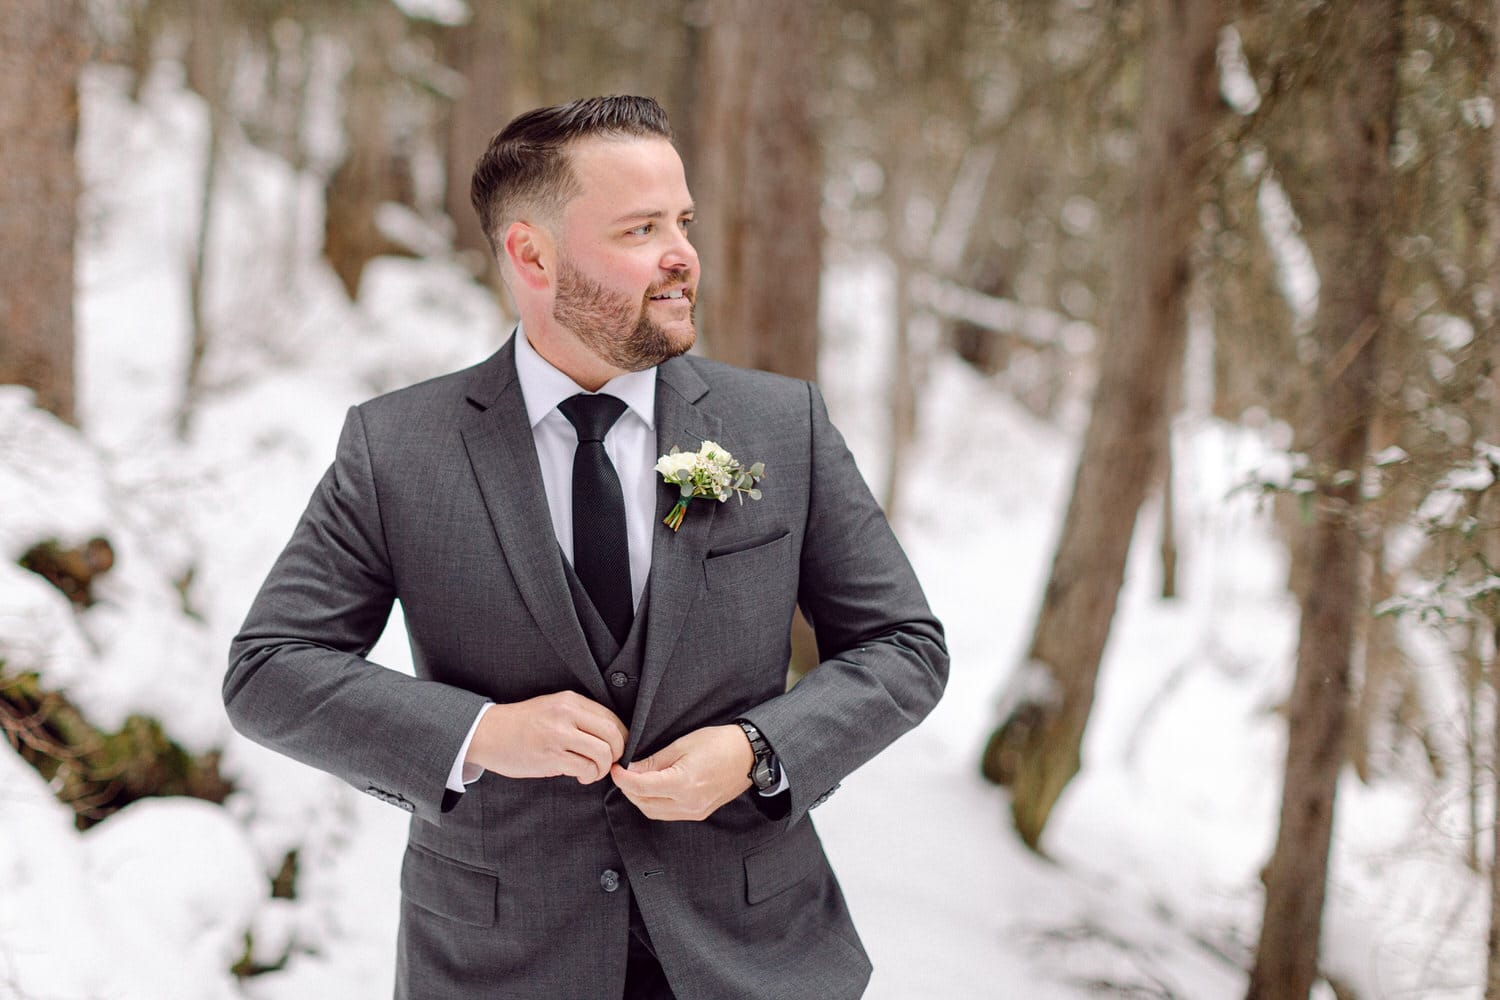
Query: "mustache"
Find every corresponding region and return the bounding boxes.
[645,273,694,300]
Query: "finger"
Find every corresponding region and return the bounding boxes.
[627,751,661,773]
[555,693,628,758]
[610,762,671,797]
[573,705,628,762]
[612,779,688,820]
[561,749,606,784]
[616,758,679,787]
[564,730,616,779]
[626,735,688,775]
[609,762,647,793]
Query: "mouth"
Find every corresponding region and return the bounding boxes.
[648,287,691,303]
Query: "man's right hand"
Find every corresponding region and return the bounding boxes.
[464,692,628,784]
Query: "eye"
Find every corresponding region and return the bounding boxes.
[627,222,654,237]
[679,216,694,232]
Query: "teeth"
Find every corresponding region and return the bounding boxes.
[654,289,684,300]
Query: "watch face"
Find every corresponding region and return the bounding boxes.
[753,756,779,791]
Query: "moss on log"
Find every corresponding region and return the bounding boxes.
[0,666,232,830]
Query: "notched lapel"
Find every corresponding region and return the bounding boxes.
[631,360,721,750]
[459,341,609,704]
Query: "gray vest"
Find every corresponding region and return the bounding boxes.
[562,556,648,722]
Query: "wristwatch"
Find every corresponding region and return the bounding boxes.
[735,720,781,792]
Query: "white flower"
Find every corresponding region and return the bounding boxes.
[655,441,766,531]
[654,452,699,479]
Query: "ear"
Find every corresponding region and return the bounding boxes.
[502,221,553,292]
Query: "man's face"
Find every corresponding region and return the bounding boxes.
[550,136,699,372]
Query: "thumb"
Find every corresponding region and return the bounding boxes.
[627,751,664,773]
[611,760,667,797]
[626,736,690,775]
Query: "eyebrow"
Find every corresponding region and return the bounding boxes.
[611,205,696,225]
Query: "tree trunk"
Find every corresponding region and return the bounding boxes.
[1489,619,1500,999]
[178,0,227,439]
[879,78,925,521]
[979,0,1223,850]
[1159,438,1179,599]
[691,0,820,382]
[1245,4,1400,998]
[1485,7,1500,995]
[442,2,512,269]
[0,1,84,424]
[323,5,408,300]
[1159,346,1182,599]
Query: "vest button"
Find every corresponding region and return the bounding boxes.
[609,671,631,688]
[600,869,621,892]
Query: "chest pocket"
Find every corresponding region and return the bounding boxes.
[703,531,793,592]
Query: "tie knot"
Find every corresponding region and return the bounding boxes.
[559,393,628,443]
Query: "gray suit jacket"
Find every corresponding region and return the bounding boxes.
[224,337,948,999]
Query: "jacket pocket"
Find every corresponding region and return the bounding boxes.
[400,842,498,926]
[704,531,792,592]
[743,818,822,905]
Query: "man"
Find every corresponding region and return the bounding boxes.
[224,95,947,1000]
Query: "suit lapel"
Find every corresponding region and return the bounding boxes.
[459,338,610,704]
[630,357,721,752]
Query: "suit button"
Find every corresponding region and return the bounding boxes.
[609,671,630,688]
[600,869,621,893]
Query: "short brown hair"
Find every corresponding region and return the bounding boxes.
[470,95,674,256]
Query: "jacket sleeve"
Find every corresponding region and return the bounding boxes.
[223,405,489,824]
[740,382,949,826]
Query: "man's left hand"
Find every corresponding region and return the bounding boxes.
[610,724,753,821]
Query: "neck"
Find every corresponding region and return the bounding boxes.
[519,312,625,392]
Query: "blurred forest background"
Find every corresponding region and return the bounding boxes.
[3,0,1500,997]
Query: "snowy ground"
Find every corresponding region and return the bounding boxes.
[0,64,1488,999]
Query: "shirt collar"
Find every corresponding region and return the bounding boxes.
[513,324,657,430]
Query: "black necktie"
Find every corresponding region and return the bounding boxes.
[558,393,633,646]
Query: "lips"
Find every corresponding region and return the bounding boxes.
[649,287,689,301]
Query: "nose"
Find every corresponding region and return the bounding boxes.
[661,227,698,276]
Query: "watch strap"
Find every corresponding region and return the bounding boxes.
[735,719,780,792]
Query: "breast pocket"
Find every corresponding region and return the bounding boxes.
[702,531,794,592]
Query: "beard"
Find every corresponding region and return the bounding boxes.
[552,257,696,373]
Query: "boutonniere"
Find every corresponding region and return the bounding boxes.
[655,440,765,532]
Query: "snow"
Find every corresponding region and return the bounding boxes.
[388,0,470,27]
[0,64,1489,999]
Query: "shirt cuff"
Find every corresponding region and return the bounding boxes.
[445,703,492,793]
